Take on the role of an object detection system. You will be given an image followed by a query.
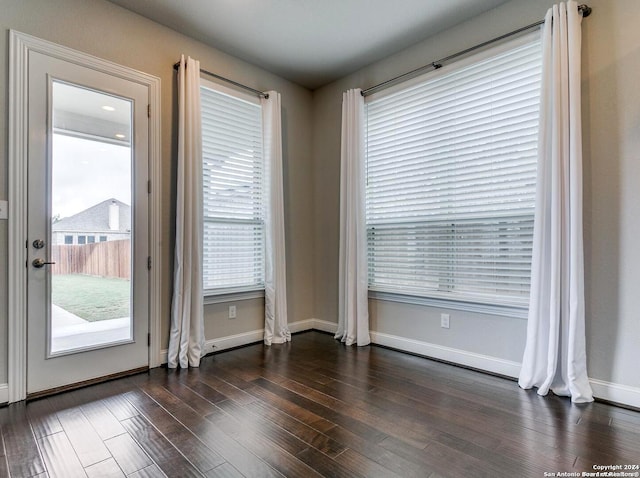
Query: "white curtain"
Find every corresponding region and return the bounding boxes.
[168,55,205,368]
[262,91,290,346]
[518,1,593,403]
[336,89,371,346]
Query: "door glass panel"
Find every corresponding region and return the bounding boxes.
[50,81,133,355]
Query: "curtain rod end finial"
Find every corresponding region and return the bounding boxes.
[579,4,592,17]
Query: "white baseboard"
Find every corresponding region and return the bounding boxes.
[310,319,339,334]
[369,330,522,378]
[0,383,8,404]
[289,319,316,333]
[590,378,640,409]
[205,329,265,355]
[159,318,333,365]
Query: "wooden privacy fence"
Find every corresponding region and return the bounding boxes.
[51,239,131,279]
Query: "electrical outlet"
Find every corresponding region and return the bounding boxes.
[0,200,7,220]
[440,313,450,329]
[228,305,237,319]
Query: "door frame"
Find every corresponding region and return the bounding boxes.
[8,30,163,403]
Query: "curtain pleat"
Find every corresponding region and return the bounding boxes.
[518,1,593,403]
[168,55,205,368]
[336,89,371,346]
[262,91,290,346]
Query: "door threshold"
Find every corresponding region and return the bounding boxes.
[26,366,149,401]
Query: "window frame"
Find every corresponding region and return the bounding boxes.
[200,77,267,300]
[364,31,541,318]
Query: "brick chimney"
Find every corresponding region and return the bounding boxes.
[108,200,119,231]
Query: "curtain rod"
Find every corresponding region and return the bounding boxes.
[173,62,269,99]
[361,3,592,97]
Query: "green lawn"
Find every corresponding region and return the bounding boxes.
[52,274,130,322]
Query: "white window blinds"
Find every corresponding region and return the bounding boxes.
[201,83,265,294]
[365,35,542,307]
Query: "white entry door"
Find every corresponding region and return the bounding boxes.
[25,49,150,396]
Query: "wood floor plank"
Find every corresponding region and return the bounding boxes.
[123,387,225,473]
[56,407,111,467]
[179,377,228,405]
[104,432,153,475]
[0,421,8,478]
[38,431,87,478]
[126,464,167,478]
[85,458,126,478]
[102,394,141,422]
[161,372,222,416]
[0,460,8,478]
[204,462,243,478]
[0,453,8,478]
[332,447,408,478]
[2,405,47,477]
[251,376,390,443]
[244,399,347,458]
[188,373,256,406]
[26,398,64,439]
[207,409,324,478]
[120,415,203,478]
[210,362,263,385]
[80,399,127,441]
[324,425,431,478]
[243,382,337,433]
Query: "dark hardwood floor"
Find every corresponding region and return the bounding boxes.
[1,331,639,477]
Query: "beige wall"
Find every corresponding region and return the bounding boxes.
[0,0,314,383]
[312,0,640,389]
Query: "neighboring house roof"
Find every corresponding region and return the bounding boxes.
[53,198,131,233]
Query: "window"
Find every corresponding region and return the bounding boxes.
[365,34,541,308]
[99,236,107,242]
[64,235,73,244]
[200,80,265,295]
[87,235,95,244]
[77,235,86,245]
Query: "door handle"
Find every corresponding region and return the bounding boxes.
[32,258,56,268]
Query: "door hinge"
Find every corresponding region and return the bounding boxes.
[147,256,152,271]
[147,104,151,118]
[147,333,151,347]
[147,180,151,194]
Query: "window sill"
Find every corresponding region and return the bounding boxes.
[204,289,265,305]
[368,290,528,319]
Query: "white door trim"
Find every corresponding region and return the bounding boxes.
[8,30,163,403]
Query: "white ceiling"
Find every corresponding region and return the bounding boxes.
[107,0,511,90]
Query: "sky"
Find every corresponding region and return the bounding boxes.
[52,134,131,219]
